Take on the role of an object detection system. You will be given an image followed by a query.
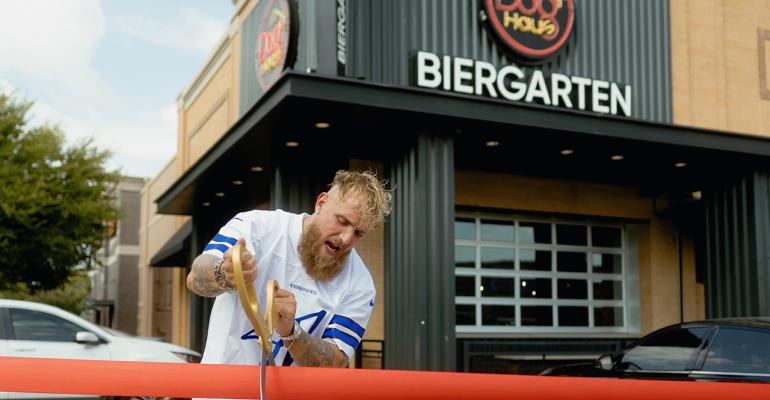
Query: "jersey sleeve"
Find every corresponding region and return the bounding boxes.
[201,213,252,258]
[321,271,376,359]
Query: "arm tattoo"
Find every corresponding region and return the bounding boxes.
[288,329,349,368]
[189,255,223,297]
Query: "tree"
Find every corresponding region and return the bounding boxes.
[0,94,120,291]
[0,271,92,314]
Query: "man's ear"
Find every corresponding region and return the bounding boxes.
[314,192,328,214]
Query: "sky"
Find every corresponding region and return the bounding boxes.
[0,0,234,178]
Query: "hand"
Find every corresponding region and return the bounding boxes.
[273,288,297,337]
[222,238,257,287]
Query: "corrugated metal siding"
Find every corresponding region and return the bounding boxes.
[269,163,340,213]
[386,134,455,371]
[347,0,671,123]
[755,171,770,316]
[239,6,259,116]
[704,171,770,318]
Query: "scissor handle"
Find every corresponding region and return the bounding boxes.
[231,243,279,358]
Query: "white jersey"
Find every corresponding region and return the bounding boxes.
[199,209,376,366]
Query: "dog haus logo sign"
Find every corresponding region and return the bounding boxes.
[483,0,575,63]
[255,0,296,90]
[414,0,633,118]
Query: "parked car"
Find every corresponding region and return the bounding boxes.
[540,318,770,383]
[0,299,200,363]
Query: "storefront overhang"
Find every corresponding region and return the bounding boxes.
[149,219,192,267]
[156,71,770,215]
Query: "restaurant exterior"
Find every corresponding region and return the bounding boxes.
[138,0,770,373]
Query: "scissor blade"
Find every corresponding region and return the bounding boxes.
[259,351,267,400]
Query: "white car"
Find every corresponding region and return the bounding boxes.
[0,299,200,399]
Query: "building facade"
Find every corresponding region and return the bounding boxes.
[90,176,145,334]
[138,0,770,373]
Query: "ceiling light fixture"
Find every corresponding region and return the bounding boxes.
[232,180,243,186]
[250,166,263,172]
[485,140,500,147]
[560,149,574,155]
[215,192,225,197]
[315,122,330,129]
[202,202,210,207]
[691,191,702,201]
[286,141,299,147]
[675,162,687,168]
[611,154,624,161]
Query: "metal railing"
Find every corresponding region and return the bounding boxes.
[355,339,384,369]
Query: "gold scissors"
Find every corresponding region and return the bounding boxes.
[231,243,279,400]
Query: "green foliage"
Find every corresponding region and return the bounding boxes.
[0,271,93,315]
[0,94,120,291]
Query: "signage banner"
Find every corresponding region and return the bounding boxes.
[482,0,575,64]
[337,0,347,75]
[414,50,632,117]
[255,0,297,90]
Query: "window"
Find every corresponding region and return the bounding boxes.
[702,327,770,374]
[455,213,635,334]
[617,326,709,371]
[10,308,84,342]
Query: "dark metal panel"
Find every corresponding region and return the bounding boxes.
[739,178,754,315]
[419,134,456,371]
[704,199,714,316]
[385,133,455,371]
[346,0,671,122]
[753,171,770,315]
[269,164,332,214]
[315,0,337,75]
[239,6,259,116]
[723,185,733,314]
[704,170,770,318]
[733,181,745,316]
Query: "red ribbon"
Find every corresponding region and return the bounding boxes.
[0,357,767,399]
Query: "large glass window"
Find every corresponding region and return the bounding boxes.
[702,328,770,374]
[455,213,631,333]
[617,326,709,371]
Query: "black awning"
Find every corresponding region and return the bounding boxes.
[149,219,192,267]
[155,71,770,216]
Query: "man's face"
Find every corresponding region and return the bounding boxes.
[298,187,368,281]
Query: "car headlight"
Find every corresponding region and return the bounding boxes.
[172,351,201,363]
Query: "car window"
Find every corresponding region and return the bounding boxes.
[617,326,709,371]
[702,327,770,374]
[9,308,84,342]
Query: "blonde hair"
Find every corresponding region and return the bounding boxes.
[330,170,392,230]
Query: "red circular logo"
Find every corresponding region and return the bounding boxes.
[484,0,575,61]
[255,0,292,90]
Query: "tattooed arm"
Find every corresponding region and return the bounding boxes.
[186,254,224,297]
[285,328,349,367]
[186,240,257,297]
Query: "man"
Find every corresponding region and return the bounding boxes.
[186,170,391,368]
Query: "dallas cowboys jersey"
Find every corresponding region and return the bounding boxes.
[199,209,376,366]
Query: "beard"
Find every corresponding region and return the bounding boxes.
[298,219,349,282]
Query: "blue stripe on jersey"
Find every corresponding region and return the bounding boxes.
[322,328,360,349]
[211,234,237,245]
[203,243,228,253]
[329,315,365,337]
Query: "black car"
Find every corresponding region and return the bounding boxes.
[540,318,770,383]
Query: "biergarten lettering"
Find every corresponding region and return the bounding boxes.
[415,51,632,117]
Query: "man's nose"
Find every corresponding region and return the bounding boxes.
[339,229,355,246]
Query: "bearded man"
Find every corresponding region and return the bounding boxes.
[186,170,391,368]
